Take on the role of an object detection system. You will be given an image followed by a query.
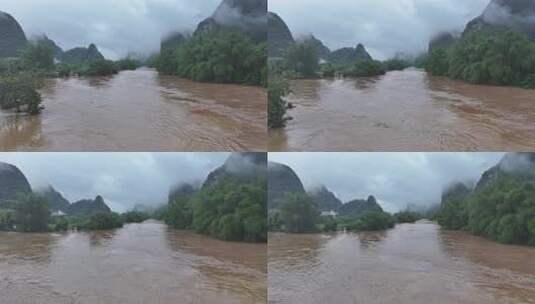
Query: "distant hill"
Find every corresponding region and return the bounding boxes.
[203,152,267,189]
[40,185,70,212]
[0,11,28,58]
[476,153,535,191]
[195,0,267,43]
[34,35,64,59]
[308,186,342,212]
[268,161,306,209]
[301,35,330,60]
[339,195,383,217]
[0,162,32,209]
[463,0,535,40]
[61,43,105,64]
[66,195,111,216]
[168,183,198,203]
[328,44,372,65]
[428,32,457,53]
[161,32,186,52]
[441,182,472,206]
[267,12,294,57]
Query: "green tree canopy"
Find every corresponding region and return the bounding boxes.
[279,193,319,233]
[13,193,50,232]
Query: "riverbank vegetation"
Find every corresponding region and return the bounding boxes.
[273,41,410,80]
[153,30,267,86]
[437,175,535,246]
[269,193,420,234]
[426,30,535,89]
[163,175,267,243]
[0,192,151,233]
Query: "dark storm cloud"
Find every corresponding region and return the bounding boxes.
[269,153,504,212]
[0,0,221,59]
[269,0,490,59]
[0,153,229,212]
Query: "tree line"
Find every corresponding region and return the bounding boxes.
[0,192,150,232]
[151,30,267,86]
[436,175,535,246]
[268,193,421,234]
[425,30,535,89]
[160,175,267,243]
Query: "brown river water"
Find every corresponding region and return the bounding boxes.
[268,221,535,304]
[269,69,535,151]
[0,220,267,304]
[0,68,267,151]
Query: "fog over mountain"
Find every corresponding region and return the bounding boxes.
[0,153,229,212]
[0,0,221,59]
[269,153,504,212]
[269,0,489,59]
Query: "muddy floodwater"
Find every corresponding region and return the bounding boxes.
[268,221,535,304]
[0,68,266,151]
[269,69,535,151]
[0,220,267,304]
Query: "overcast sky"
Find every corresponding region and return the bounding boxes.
[269,0,490,59]
[0,0,221,59]
[269,153,504,212]
[0,153,228,212]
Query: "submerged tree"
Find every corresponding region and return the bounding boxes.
[268,74,291,129]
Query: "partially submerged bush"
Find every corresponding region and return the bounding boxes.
[0,73,43,115]
[268,74,292,129]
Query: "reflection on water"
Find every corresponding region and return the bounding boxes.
[268,221,535,304]
[0,68,266,151]
[0,220,266,304]
[269,69,535,151]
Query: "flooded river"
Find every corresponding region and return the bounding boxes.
[0,220,267,304]
[269,69,535,151]
[268,221,535,304]
[0,68,266,151]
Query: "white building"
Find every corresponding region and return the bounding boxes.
[320,210,338,217]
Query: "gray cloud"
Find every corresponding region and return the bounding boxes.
[269,153,504,212]
[0,153,229,212]
[0,0,221,59]
[269,0,490,59]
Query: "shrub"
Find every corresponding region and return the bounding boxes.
[344,60,386,77]
[85,59,118,76]
[394,211,422,223]
[0,73,43,115]
[85,212,123,230]
[121,211,150,223]
[268,74,291,129]
[346,211,395,231]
